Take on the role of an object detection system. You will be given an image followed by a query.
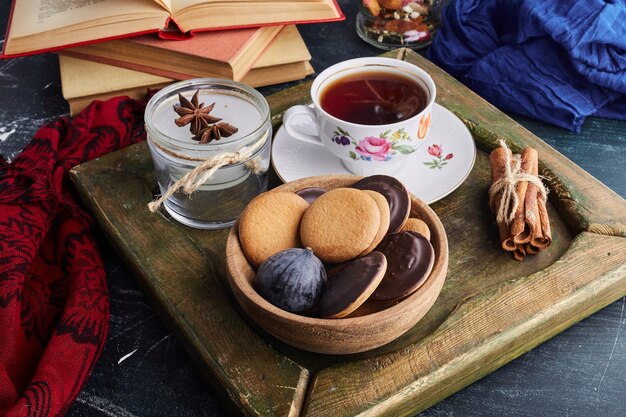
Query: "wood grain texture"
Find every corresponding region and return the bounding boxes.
[303,232,626,416]
[70,147,309,417]
[68,48,626,417]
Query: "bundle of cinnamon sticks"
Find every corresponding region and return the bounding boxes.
[489,141,552,260]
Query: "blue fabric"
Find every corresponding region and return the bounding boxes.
[427,0,626,131]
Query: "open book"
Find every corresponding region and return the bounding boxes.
[2,0,343,57]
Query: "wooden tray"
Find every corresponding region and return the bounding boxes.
[69,49,626,417]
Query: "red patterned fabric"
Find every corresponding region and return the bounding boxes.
[0,97,146,417]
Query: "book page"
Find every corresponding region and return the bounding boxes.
[171,0,315,14]
[170,0,201,13]
[153,0,173,10]
[9,0,168,38]
[38,0,108,24]
[170,0,340,30]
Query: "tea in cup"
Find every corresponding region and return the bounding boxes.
[283,57,436,175]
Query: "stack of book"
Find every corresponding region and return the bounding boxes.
[58,25,314,114]
[2,0,344,114]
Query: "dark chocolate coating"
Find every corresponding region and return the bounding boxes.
[351,175,410,233]
[319,251,386,318]
[371,231,434,302]
[295,187,327,204]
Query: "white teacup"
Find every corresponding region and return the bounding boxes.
[283,57,436,176]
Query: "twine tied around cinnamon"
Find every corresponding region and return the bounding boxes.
[147,137,266,213]
[488,139,548,225]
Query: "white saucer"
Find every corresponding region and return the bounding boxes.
[271,103,476,204]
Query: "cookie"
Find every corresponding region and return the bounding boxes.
[319,251,387,319]
[238,191,309,267]
[295,187,326,204]
[359,190,391,256]
[351,175,411,234]
[400,218,431,241]
[300,188,380,263]
[371,231,435,302]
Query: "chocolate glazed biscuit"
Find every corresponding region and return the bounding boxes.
[319,251,387,319]
[351,175,411,233]
[371,231,434,302]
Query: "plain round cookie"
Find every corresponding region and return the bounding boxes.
[359,190,391,256]
[300,188,380,263]
[400,217,431,241]
[351,175,411,234]
[238,191,309,267]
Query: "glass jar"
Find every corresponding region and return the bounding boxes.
[145,79,271,230]
[356,0,443,51]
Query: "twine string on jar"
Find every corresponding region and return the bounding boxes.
[488,139,548,225]
[147,137,266,213]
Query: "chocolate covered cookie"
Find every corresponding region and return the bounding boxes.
[319,251,387,318]
[295,187,326,204]
[371,231,435,302]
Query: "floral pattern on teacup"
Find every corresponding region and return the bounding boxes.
[332,127,417,162]
[356,137,392,161]
[423,144,453,170]
[418,112,431,139]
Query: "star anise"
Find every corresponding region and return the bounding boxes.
[193,122,239,144]
[173,90,221,134]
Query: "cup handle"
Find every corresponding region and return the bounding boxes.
[282,105,325,147]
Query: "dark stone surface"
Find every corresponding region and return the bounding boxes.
[1,0,624,416]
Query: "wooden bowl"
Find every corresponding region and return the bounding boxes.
[225,175,449,354]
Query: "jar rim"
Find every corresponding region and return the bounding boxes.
[145,78,270,154]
